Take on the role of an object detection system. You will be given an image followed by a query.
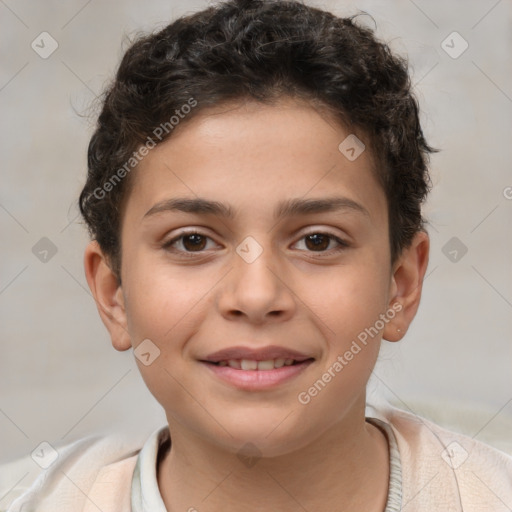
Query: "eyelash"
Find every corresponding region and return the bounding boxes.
[161,229,349,258]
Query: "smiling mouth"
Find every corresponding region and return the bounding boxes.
[206,358,314,371]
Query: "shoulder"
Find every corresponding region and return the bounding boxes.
[374,405,512,511]
[2,426,162,512]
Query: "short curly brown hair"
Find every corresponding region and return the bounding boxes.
[79,0,433,280]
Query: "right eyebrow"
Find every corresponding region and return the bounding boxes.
[144,197,235,219]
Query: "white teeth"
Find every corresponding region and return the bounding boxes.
[216,358,300,370]
[257,360,275,371]
[241,359,258,370]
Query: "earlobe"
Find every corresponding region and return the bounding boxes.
[383,231,430,342]
[84,241,132,351]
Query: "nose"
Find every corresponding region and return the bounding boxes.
[217,243,296,325]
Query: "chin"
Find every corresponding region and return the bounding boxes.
[210,415,317,459]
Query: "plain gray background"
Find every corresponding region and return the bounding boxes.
[1,0,511,488]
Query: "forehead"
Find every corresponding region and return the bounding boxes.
[124,99,386,224]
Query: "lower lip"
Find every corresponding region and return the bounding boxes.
[202,361,314,391]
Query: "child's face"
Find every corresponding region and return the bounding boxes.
[87,99,426,456]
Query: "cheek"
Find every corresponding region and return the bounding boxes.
[121,257,216,402]
[122,250,210,342]
[309,257,391,340]
[295,268,386,422]
[300,256,390,400]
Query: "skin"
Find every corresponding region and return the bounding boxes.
[85,98,429,511]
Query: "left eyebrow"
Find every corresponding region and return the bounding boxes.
[275,197,370,219]
[143,196,370,220]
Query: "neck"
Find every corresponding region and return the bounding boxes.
[157,402,390,512]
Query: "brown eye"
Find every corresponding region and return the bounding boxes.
[304,233,331,251]
[162,232,216,254]
[293,231,349,254]
[181,234,207,251]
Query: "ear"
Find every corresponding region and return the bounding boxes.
[84,241,132,351]
[383,231,430,342]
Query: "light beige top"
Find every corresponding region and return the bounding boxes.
[5,406,512,511]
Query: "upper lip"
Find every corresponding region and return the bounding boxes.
[202,345,314,363]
